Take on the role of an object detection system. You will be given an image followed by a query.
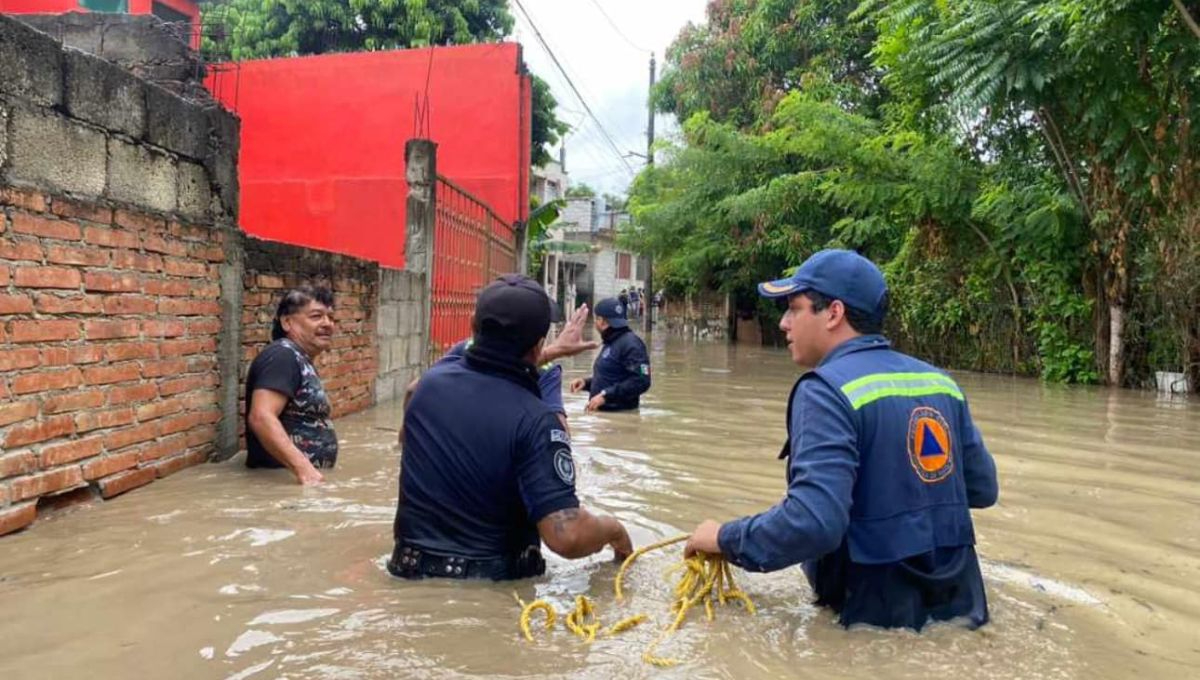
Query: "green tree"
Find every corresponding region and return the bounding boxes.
[631,0,1200,386]
[201,0,566,166]
[865,0,1200,384]
[654,0,883,130]
[565,183,597,199]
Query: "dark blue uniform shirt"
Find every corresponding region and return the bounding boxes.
[443,340,565,414]
[718,335,998,629]
[584,326,651,411]
[394,349,579,562]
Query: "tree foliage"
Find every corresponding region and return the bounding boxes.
[201,0,566,166]
[631,0,1200,387]
[565,183,597,199]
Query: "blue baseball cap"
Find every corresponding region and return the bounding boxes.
[758,249,888,318]
[594,297,628,328]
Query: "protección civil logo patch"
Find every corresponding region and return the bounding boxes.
[907,406,954,483]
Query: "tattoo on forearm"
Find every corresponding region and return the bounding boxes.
[546,508,580,536]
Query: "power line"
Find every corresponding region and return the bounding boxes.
[585,0,651,53]
[512,0,636,176]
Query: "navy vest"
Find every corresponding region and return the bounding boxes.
[789,341,976,564]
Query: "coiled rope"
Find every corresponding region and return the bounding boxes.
[515,534,756,667]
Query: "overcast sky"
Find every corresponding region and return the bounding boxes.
[510,0,710,196]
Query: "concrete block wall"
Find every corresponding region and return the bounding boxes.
[375,268,426,404]
[238,238,380,436]
[0,17,237,222]
[661,290,730,340]
[15,13,209,102]
[559,198,596,232]
[0,15,238,536]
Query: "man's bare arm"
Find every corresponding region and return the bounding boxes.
[537,507,632,560]
[247,389,324,485]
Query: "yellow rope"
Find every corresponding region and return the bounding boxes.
[614,534,689,602]
[515,593,558,642]
[513,534,756,668]
[604,613,648,636]
[629,546,757,666]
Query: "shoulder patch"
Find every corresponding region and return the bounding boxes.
[553,448,575,485]
[907,406,954,483]
[550,429,571,445]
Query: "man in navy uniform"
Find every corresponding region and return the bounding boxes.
[389,275,632,580]
[402,301,598,439]
[684,250,999,630]
[569,297,651,413]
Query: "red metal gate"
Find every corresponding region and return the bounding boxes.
[430,176,518,354]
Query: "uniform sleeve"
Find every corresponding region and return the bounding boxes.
[249,344,301,399]
[537,364,566,415]
[717,377,859,572]
[959,397,998,508]
[433,340,469,367]
[603,336,651,402]
[514,410,580,523]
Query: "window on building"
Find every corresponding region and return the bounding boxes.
[80,0,128,11]
[617,252,631,280]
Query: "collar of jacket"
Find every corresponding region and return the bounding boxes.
[463,340,542,397]
[819,334,891,367]
[600,325,632,345]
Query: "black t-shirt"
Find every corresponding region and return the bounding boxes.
[394,356,579,559]
[244,339,338,469]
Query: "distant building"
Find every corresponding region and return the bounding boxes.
[531,159,567,206]
[549,196,645,311]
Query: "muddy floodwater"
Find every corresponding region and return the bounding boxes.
[2,337,1199,679]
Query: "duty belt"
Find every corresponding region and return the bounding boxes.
[386,542,545,581]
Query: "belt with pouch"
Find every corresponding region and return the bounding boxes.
[387,542,545,581]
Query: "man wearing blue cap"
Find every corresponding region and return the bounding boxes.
[683,249,999,630]
[569,297,651,412]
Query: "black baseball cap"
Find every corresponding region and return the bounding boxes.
[594,297,628,328]
[473,274,552,356]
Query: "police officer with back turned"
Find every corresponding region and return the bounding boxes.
[389,275,633,580]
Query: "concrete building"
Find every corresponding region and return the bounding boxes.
[551,197,645,311]
[530,151,646,315]
[531,158,567,206]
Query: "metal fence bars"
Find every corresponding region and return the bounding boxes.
[429,176,517,354]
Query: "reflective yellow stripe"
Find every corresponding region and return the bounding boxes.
[840,371,958,393]
[847,385,964,410]
[840,372,964,410]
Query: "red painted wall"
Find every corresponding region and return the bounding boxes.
[0,1,80,12]
[206,44,531,270]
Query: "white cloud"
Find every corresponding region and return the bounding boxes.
[511,0,709,195]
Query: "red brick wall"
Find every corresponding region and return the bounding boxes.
[238,238,378,448]
[0,187,226,534]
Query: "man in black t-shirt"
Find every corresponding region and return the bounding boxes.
[245,285,338,485]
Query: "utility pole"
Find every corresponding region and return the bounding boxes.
[646,53,656,163]
[643,52,656,333]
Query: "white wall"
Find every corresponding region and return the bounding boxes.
[590,245,645,302]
